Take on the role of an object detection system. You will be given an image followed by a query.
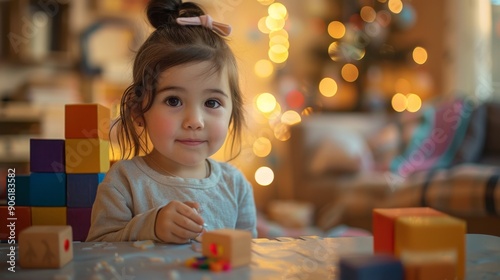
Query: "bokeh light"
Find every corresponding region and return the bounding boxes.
[360,6,377,23]
[281,110,302,125]
[388,0,403,14]
[268,2,287,19]
[412,46,428,65]
[406,93,422,112]
[254,59,274,78]
[327,21,346,39]
[256,92,277,113]
[255,166,274,186]
[273,123,291,141]
[328,42,343,61]
[266,16,286,31]
[253,137,272,158]
[269,35,290,49]
[319,77,338,97]
[268,45,289,63]
[391,93,407,112]
[258,16,271,34]
[341,63,359,82]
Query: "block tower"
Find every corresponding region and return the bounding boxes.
[0,104,110,242]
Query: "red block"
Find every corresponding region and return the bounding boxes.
[372,207,446,254]
[65,104,110,140]
[0,206,31,240]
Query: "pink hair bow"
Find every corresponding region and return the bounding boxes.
[176,15,232,36]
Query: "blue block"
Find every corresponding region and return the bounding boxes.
[339,254,404,280]
[30,139,65,173]
[5,174,30,206]
[29,173,66,206]
[66,173,105,208]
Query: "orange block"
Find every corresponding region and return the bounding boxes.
[0,206,31,240]
[31,207,67,226]
[395,216,466,280]
[402,251,457,280]
[202,229,252,267]
[373,207,446,254]
[65,139,109,173]
[65,104,110,140]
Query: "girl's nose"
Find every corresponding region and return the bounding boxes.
[183,108,204,130]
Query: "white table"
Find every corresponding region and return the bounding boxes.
[0,234,499,280]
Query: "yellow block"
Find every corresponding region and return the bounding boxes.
[31,207,67,226]
[65,139,109,173]
[395,216,466,280]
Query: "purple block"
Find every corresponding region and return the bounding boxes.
[30,139,65,173]
[66,173,104,208]
[67,207,92,241]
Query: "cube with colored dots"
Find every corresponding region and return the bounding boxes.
[18,225,73,268]
[372,207,446,254]
[201,229,252,267]
[394,215,466,280]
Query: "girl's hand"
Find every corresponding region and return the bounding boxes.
[154,200,204,243]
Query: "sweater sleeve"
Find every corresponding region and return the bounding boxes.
[86,181,161,242]
[235,173,258,238]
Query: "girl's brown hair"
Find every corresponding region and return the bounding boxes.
[113,0,244,160]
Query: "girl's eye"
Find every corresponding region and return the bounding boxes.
[205,99,221,109]
[165,97,181,107]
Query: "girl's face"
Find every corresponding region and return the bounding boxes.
[143,61,232,171]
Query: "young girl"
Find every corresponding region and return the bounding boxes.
[86,0,257,243]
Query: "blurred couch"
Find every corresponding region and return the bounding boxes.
[287,99,500,236]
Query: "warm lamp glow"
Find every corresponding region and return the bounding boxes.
[360,6,377,22]
[341,63,359,82]
[281,110,301,125]
[253,137,272,158]
[255,166,274,186]
[256,93,277,113]
[406,93,422,112]
[319,78,338,97]
[388,0,403,14]
[328,21,346,39]
[268,46,289,63]
[413,47,428,65]
[328,42,342,61]
[254,59,274,78]
[392,93,407,112]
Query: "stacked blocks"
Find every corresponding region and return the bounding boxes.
[0,104,109,242]
[373,207,446,255]
[19,225,73,268]
[370,207,466,280]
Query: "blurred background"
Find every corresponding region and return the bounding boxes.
[1,0,500,236]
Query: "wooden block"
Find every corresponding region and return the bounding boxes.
[29,173,66,206]
[0,206,31,240]
[401,251,457,280]
[395,216,466,280]
[19,225,73,268]
[31,207,67,226]
[65,104,110,140]
[201,229,252,267]
[5,174,30,206]
[30,139,65,173]
[372,207,446,254]
[66,173,105,207]
[66,208,91,241]
[65,139,109,174]
[339,254,404,280]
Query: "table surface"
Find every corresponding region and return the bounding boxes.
[0,234,499,280]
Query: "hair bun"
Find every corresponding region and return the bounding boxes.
[147,0,205,30]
